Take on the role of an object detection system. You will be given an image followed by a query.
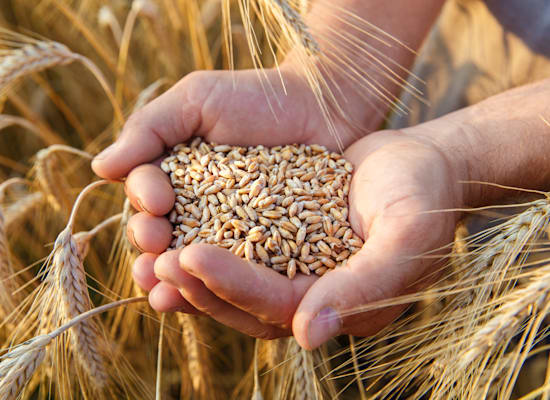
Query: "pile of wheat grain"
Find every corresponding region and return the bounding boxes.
[161,138,363,279]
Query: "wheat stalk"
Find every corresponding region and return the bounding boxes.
[0,206,16,318]
[98,6,122,46]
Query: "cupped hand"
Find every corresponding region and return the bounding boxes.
[91,67,357,327]
[125,126,467,348]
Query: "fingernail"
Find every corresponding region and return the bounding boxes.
[308,307,342,348]
[94,143,118,161]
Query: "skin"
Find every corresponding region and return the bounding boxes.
[92,2,550,349]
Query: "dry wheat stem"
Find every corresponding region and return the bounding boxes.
[156,314,166,400]
[163,139,362,278]
[252,339,263,400]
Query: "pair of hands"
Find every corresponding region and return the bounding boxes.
[92,68,463,349]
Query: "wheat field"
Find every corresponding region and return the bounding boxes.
[0,1,549,399]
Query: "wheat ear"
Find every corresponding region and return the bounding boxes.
[4,192,43,229]
[270,0,320,54]
[177,313,209,394]
[0,35,123,124]
[0,297,145,399]
[0,335,50,400]
[34,145,92,213]
[459,264,550,369]
[98,6,122,46]
[43,181,110,388]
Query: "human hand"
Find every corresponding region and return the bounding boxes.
[91,66,365,320]
[136,128,466,348]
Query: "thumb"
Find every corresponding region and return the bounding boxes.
[92,70,212,180]
[91,68,315,180]
[292,248,410,350]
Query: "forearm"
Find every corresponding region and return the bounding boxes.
[407,79,550,206]
[283,0,446,132]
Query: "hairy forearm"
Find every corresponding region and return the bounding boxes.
[284,0,446,132]
[407,79,550,206]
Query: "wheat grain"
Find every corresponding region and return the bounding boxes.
[0,297,145,399]
[4,192,43,229]
[163,139,362,278]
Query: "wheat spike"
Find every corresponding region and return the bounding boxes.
[270,0,320,54]
[177,313,208,394]
[0,335,50,400]
[1,297,145,399]
[51,227,108,387]
[4,192,43,229]
[289,339,316,400]
[459,264,550,369]
[0,41,75,91]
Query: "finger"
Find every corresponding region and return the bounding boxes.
[125,164,175,216]
[132,253,160,291]
[149,281,201,314]
[127,212,172,254]
[178,243,316,328]
[154,249,289,339]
